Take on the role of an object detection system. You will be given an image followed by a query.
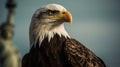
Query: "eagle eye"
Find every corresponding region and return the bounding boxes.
[46,10,60,16]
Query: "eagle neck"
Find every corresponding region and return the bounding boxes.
[30,23,70,48]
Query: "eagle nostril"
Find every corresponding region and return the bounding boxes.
[62,12,66,14]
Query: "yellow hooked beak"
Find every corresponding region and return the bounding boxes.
[62,11,72,24]
[57,11,72,24]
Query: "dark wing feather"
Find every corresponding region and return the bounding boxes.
[22,53,30,67]
[64,39,106,67]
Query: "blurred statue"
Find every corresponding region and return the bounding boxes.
[0,0,21,67]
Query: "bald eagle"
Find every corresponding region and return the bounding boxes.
[22,4,106,67]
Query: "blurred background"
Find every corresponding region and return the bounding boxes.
[0,0,120,67]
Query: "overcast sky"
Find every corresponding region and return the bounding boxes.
[0,0,120,67]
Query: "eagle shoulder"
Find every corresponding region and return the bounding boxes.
[22,53,29,67]
[64,38,106,67]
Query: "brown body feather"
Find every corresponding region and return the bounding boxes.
[22,34,106,67]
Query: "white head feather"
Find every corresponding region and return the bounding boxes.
[29,4,71,47]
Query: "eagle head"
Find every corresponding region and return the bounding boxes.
[29,4,72,47]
